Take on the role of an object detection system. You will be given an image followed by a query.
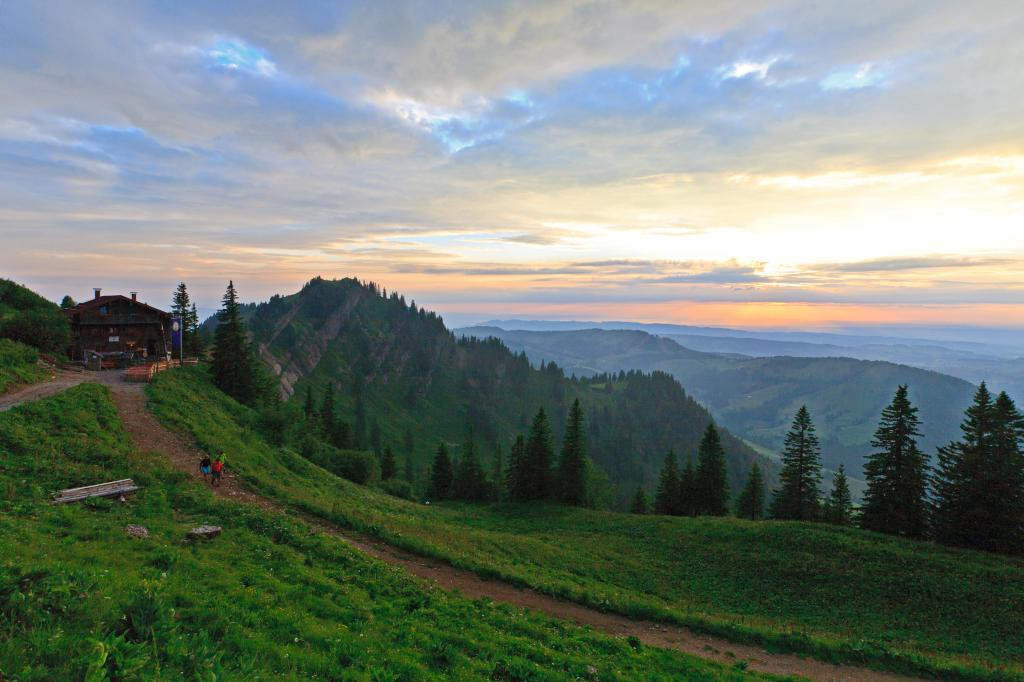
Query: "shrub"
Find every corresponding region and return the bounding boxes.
[379,478,413,500]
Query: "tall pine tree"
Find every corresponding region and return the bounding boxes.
[629,487,649,514]
[453,438,487,501]
[861,385,929,538]
[379,446,397,481]
[211,281,258,405]
[934,384,1024,553]
[506,434,530,501]
[735,462,765,520]
[694,423,729,515]
[320,382,336,437]
[170,282,192,358]
[557,399,587,505]
[522,407,554,500]
[654,451,680,515]
[678,459,697,516]
[428,442,453,500]
[823,465,853,525]
[770,405,823,521]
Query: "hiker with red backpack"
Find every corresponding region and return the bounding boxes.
[211,454,224,486]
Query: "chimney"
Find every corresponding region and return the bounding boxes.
[94,287,102,300]
[130,291,138,302]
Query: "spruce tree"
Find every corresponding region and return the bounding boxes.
[491,444,504,502]
[320,382,336,436]
[861,385,929,538]
[989,391,1024,554]
[188,302,203,356]
[557,399,587,505]
[380,446,397,481]
[934,384,1024,553]
[629,488,649,514]
[654,451,680,515]
[770,405,823,521]
[453,439,486,501]
[171,282,192,357]
[353,396,366,449]
[695,423,729,515]
[332,420,352,449]
[735,462,765,520]
[429,443,453,500]
[933,383,993,549]
[506,434,529,501]
[211,281,258,405]
[678,459,697,516]
[523,408,554,500]
[823,465,853,525]
[403,452,414,483]
[303,385,316,418]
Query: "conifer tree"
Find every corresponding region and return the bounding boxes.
[403,452,414,483]
[60,295,76,309]
[861,385,929,538]
[557,399,587,505]
[506,434,530,501]
[491,444,504,501]
[353,396,366,449]
[429,442,453,500]
[171,282,192,356]
[654,451,680,515]
[453,439,487,501]
[320,382,336,436]
[695,423,729,515]
[770,405,823,521]
[379,446,397,481]
[735,462,765,520]
[332,420,352,449]
[678,459,697,516]
[211,281,258,405]
[523,407,554,500]
[370,419,382,455]
[989,391,1024,554]
[629,487,649,514]
[303,385,316,418]
[934,384,1024,553]
[823,465,853,525]
[188,302,203,356]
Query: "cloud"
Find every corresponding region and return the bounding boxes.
[2,1,1024,324]
[820,62,885,90]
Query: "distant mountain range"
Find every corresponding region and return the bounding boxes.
[478,319,1024,403]
[456,325,980,478]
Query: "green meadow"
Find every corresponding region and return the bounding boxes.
[1,382,782,680]
[144,367,1024,681]
[0,339,46,394]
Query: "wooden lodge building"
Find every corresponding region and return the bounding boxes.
[64,288,171,362]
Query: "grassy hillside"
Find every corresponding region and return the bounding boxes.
[0,278,69,355]
[0,383,770,681]
[244,277,770,505]
[0,338,46,393]
[458,327,977,474]
[148,366,1024,681]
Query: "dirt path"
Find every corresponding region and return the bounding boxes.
[12,374,925,681]
[0,368,92,412]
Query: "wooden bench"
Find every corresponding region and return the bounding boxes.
[51,479,139,504]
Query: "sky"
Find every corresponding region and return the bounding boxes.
[1,1,1023,329]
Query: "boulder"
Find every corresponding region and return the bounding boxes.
[187,525,222,541]
[124,524,149,539]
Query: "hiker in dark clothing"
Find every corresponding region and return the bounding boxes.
[211,456,224,486]
[199,455,212,482]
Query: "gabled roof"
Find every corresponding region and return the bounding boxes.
[65,294,170,318]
